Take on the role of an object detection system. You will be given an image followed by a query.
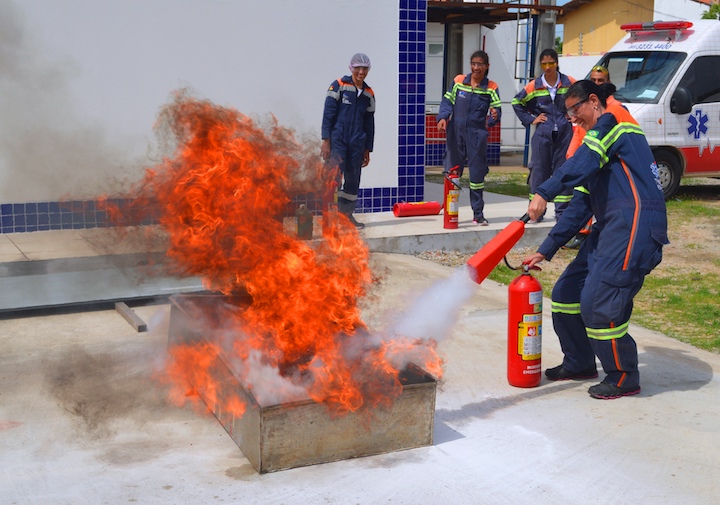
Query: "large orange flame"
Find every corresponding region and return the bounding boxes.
[114,91,442,416]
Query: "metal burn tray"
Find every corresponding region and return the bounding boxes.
[168,294,437,473]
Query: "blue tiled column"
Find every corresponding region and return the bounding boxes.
[356,0,426,213]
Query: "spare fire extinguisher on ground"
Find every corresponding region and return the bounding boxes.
[443,166,461,229]
[507,263,543,388]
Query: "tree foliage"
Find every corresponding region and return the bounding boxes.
[701,4,720,20]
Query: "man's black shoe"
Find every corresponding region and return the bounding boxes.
[588,381,641,400]
[545,364,598,381]
[349,215,365,229]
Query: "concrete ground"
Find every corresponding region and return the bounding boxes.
[2,183,720,504]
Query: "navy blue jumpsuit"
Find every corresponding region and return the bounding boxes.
[322,76,375,215]
[535,102,669,390]
[437,74,501,222]
[512,73,575,219]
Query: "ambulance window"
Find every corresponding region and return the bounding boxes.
[677,56,720,104]
[601,51,686,104]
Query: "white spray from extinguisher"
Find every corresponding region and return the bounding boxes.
[385,267,477,342]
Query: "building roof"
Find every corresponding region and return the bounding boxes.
[559,0,715,19]
[558,0,592,18]
[428,1,562,27]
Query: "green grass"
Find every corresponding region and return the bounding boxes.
[666,199,720,218]
[426,171,530,198]
[432,171,720,354]
[634,271,720,352]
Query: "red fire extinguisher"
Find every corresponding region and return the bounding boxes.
[507,265,543,388]
[443,166,461,229]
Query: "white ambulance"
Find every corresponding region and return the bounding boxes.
[592,20,720,198]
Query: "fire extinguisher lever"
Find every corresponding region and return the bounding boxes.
[503,255,542,272]
[442,171,463,190]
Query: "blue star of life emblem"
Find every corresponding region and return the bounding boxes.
[687,109,708,139]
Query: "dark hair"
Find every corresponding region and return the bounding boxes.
[471,50,489,64]
[600,82,617,97]
[566,80,617,107]
[470,50,489,77]
[539,48,558,63]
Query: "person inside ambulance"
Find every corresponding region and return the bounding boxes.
[522,80,669,400]
[512,48,576,222]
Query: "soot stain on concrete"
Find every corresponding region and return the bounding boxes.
[41,345,175,438]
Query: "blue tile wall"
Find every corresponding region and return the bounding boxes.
[369,0,426,212]
[0,199,159,234]
[1,1,428,232]
[426,143,446,167]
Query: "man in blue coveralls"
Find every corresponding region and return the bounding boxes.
[321,53,376,229]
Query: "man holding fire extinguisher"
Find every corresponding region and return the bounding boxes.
[523,80,668,400]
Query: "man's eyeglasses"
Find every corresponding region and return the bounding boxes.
[566,97,589,118]
[591,65,608,73]
[540,61,557,68]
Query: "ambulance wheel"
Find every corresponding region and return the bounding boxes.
[654,150,682,200]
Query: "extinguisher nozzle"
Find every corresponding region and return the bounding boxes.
[466,218,528,284]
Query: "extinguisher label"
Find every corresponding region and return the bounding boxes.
[517,321,542,360]
[529,290,543,305]
[447,191,459,214]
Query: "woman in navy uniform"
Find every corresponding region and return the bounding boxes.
[436,50,501,225]
[523,80,669,400]
[512,48,575,221]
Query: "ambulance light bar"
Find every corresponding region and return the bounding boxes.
[620,21,693,32]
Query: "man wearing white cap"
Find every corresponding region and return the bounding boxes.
[321,53,376,229]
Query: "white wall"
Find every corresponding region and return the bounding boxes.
[426,23,445,109]
[558,55,604,81]
[0,0,399,202]
[654,0,708,21]
[481,22,529,150]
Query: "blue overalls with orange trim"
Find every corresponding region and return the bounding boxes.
[535,101,669,389]
[322,75,375,216]
[512,73,575,219]
[437,74,502,222]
